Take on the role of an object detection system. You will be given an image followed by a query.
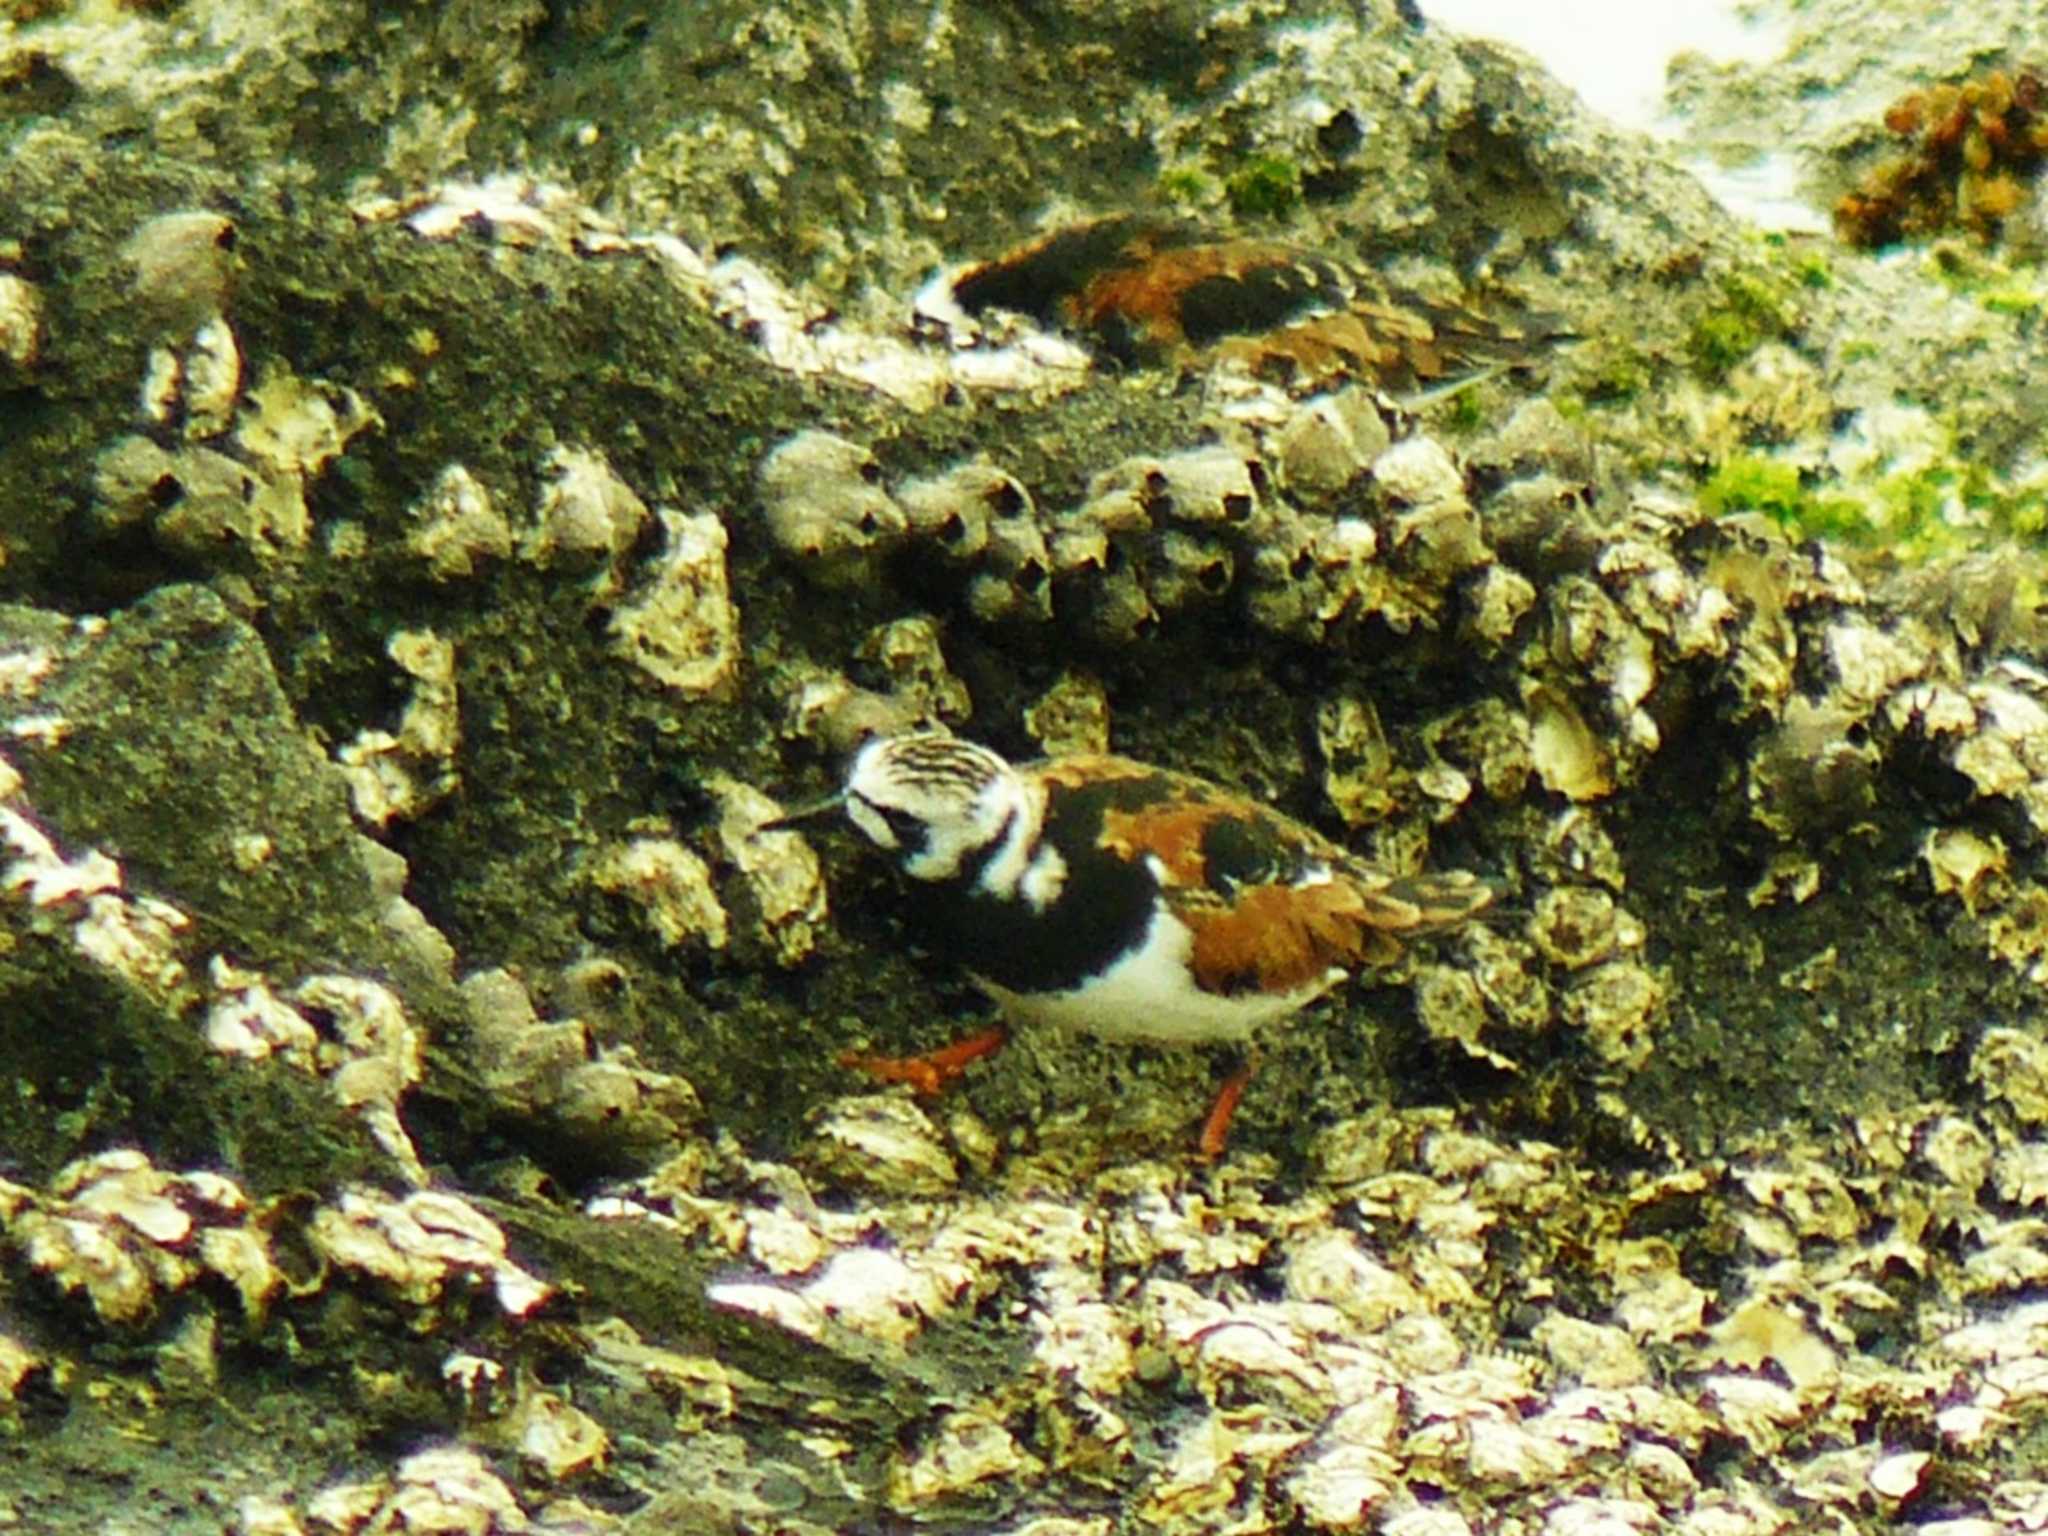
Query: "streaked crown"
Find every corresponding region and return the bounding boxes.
[842,733,1025,882]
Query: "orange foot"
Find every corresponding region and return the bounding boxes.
[1198,1057,1258,1161]
[838,1025,1009,1099]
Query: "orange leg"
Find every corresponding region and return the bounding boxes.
[1198,1055,1258,1160]
[838,1025,1009,1099]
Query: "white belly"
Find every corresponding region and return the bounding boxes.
[972,905,1344,1045]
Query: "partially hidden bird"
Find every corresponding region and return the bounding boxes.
[948,212,1562,392]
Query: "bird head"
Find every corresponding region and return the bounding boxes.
[833,732,1026,882]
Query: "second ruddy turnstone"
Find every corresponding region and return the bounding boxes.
[947,213,1561,392]
[775,732,1493,1156]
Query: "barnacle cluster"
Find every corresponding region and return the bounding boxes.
[1836,68,2048,248]
[91,212,380,565]
[306,1187,550,1318]
[206,962,431,1185]
[459,963,704,1157]
[586,782,826,969]
[404,444,739,702]
[756,396,1495,643]
[336,628,461,828]
[246,1445,534,1536]
[576,1016,2048,1533]
[0,1151,280,1327]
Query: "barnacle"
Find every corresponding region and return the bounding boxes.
[0,270,42,368]
[524,443,650,579]
[757,430,907,573]
[405,463,513,580]
[608,508,740,699]
[589,836,730,950]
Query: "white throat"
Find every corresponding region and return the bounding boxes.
[903,769,1038,885]
[967,773,1049,899]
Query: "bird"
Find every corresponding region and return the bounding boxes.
[771,731,1494,1156]
[947,212,1562,393]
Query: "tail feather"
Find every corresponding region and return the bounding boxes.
[1351,868,1496,934]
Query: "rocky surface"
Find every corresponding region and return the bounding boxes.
[4,1,2048,1532]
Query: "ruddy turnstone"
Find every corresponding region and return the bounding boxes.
[775,732,1493,1155]
[948,212,1559,391]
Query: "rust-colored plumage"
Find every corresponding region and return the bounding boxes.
[950,213,1562,390]
[1077,755,1489,997]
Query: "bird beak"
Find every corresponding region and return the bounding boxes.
[757,790,845,832]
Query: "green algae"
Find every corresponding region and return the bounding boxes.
[1686,268,1802,379]
[1222,153,1304,220]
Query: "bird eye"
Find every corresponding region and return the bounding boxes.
[876,805,923,839]
[848,792,925,850]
